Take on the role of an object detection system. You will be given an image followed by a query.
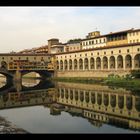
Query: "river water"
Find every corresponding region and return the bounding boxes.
[0,77,140,133]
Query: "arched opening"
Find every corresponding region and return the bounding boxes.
[69,59,72,70]
[104,94,109,106]
[90,57,95,69]
[135,97,140,112]
[134,54,140,68]
[118,96,124,109]
[103,56,108,69]
[75,90,78,101]
[110,95,116,108]
[79,59,83,70]
[60,60,63,70]
[70,90,73,100]
[0,74,6,88]
[85,92,89,103]
[91,92,95,104]
[80,91,84,102]
[117,55,123,69]
[64,60,68,70]
[96,57,101,70]
[1,61,7,69]
[84,58,89,70]
[126,96,132,110]
[74,59,78,70]
[125,55,132,69]
[61,89,64,98]
[65,89,69,99]
[110,56,115,69]
[97,93,102,105]
[56,61,59,70]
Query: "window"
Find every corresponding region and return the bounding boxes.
[70,55,71,58]
[129,33,131,36]
[86,42,88,45]
[10,57,13,60]
[65,56,67,58]
[34,57,36,60]
[119,50,121,53]
[133,32,135,36]
[127,49,129,53]
[104,38,106,42]
[85,54,87,56]
[137,39,139,42]
[92,41,94,44]
[137,48,140,52]
[97,52,99,55]
[26,57,28,60]
[111,51,113,54]
[96,40,98,44]
[130,40,132,43]
[133,40,135,43]
[100,39,101,43]
[75,55,76,57]
[91,53,93,56]
[80,54,82,57]
[136,32,139,35]
[104,52,106,55]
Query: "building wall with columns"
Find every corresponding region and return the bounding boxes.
[55,43,140,77]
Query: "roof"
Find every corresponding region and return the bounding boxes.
[54,42,140,55]
[48,38,59,41]
[82,28,138,41]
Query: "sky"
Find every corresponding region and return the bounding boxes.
[0,6,140,53]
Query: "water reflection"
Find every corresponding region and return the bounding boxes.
[0,79,140,133]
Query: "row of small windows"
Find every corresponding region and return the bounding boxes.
[129,32,139,36]
[107,35,127,42]
[82,38,106,46]
[129,39,139,43]
[57,49,140,59]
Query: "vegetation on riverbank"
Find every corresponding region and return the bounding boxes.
[51,74,140,90]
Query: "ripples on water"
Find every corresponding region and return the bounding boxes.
[0,78,140,133]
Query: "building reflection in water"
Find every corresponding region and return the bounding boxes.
[0,80,140,132]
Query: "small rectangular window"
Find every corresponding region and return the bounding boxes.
[119,50,121,53]
[137,48,140,51]
[127,49,129,53]
[111,51,113,54]
[104,52,106,55]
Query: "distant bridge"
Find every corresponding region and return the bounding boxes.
[0,53,55,86]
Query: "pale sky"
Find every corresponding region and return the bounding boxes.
[0,6,140,53]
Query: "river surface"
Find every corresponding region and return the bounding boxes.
[0,77,140,133]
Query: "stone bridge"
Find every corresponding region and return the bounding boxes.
[0,53,55,86]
